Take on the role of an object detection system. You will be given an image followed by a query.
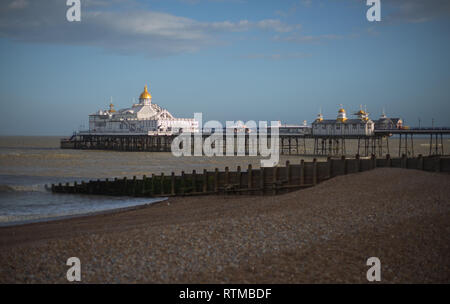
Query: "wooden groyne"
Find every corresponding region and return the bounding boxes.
[50,154,450,197]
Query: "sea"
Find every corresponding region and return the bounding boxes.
[0,136,447,226]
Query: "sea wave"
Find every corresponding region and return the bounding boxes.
[0,184,47,193]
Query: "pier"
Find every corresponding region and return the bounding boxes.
[61,127,450,157]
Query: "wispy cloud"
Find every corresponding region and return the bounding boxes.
[0,0,300,57]
[385,0,450,23]
[241,52,311,60]
[274,33,344,43]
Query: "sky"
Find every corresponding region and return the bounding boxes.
[0,0,449,135]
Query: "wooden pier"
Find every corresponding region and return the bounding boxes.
[50,154,450,197]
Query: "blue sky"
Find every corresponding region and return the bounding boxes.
[0,0,449,135]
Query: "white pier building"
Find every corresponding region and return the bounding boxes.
[312,106,375,136]
[87,85,198,135]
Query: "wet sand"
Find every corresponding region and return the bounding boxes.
[0,168,449,283]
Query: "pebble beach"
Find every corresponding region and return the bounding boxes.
[0,167,449,283]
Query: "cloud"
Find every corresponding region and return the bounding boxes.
[241,52,311,60]
[300,0,312,8]
[385,0,450,23]
[8,0,28,9]
[274,33,344,43]
[0,0,300,57]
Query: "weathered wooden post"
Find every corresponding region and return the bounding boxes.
[192,170,197,193]
[300,160,305,186]
[203,169,208,193]
[142,175,147,195]
[355,154,361,172]
[151,174,155,196]
[95,180,100,194]
[88,180,92,193]
[214,168,219,193]
[417,154,424,171]
[171,172,175,195]
[312,158,317,186]
[105,178,111,194]
[434,156,441,172]
[132,176,137,196]
[371,154,376,170]
[123,177,127,195]
[225,166,229,185]
[247,164,253,193]
[385,154,391,167]
[401,154,407,169]
[286,160,291,185]
[237,166,241,193]
[181,171,185,195]
[341,155,347,175]
[327,156,332,178]
[260,167,265,194]
[160,173,165,195]
[272,166,278,195]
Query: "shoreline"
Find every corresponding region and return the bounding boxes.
[0,197,168,228]
[1,167,449,283]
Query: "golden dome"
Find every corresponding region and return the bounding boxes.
[139,85,152,100]
[338,108,346,113]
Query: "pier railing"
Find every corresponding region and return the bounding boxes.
[50,154,450,197]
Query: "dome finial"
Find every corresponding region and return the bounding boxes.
[139,84,152,100]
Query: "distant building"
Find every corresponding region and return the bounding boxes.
[88,85,198,134]
[374,112,403,130]
[279,121,312,135]
[312,106,375,136]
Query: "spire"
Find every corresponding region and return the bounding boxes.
[139,84,152,102]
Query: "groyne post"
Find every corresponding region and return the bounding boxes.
[300,160,305,186]
[203,169,208,193]
[151,174,155,195]
[435,156,441,172]
[273,166,278,195]
[327,156,332,178]
[401,154,407,169]
[237,166,242,194]
[417,154,424,171]
[312,158,317,186]
[181,171,185,195]
[214,168,219,193]
[341,155,347,175]
[192,170,196,194]
[247,164,253,193]
[286,160,291,184]
[160,173,165,195]
[171,172,175,195]
[355,154,361,172]
[142,175,147,195]
[260,167,265,194]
